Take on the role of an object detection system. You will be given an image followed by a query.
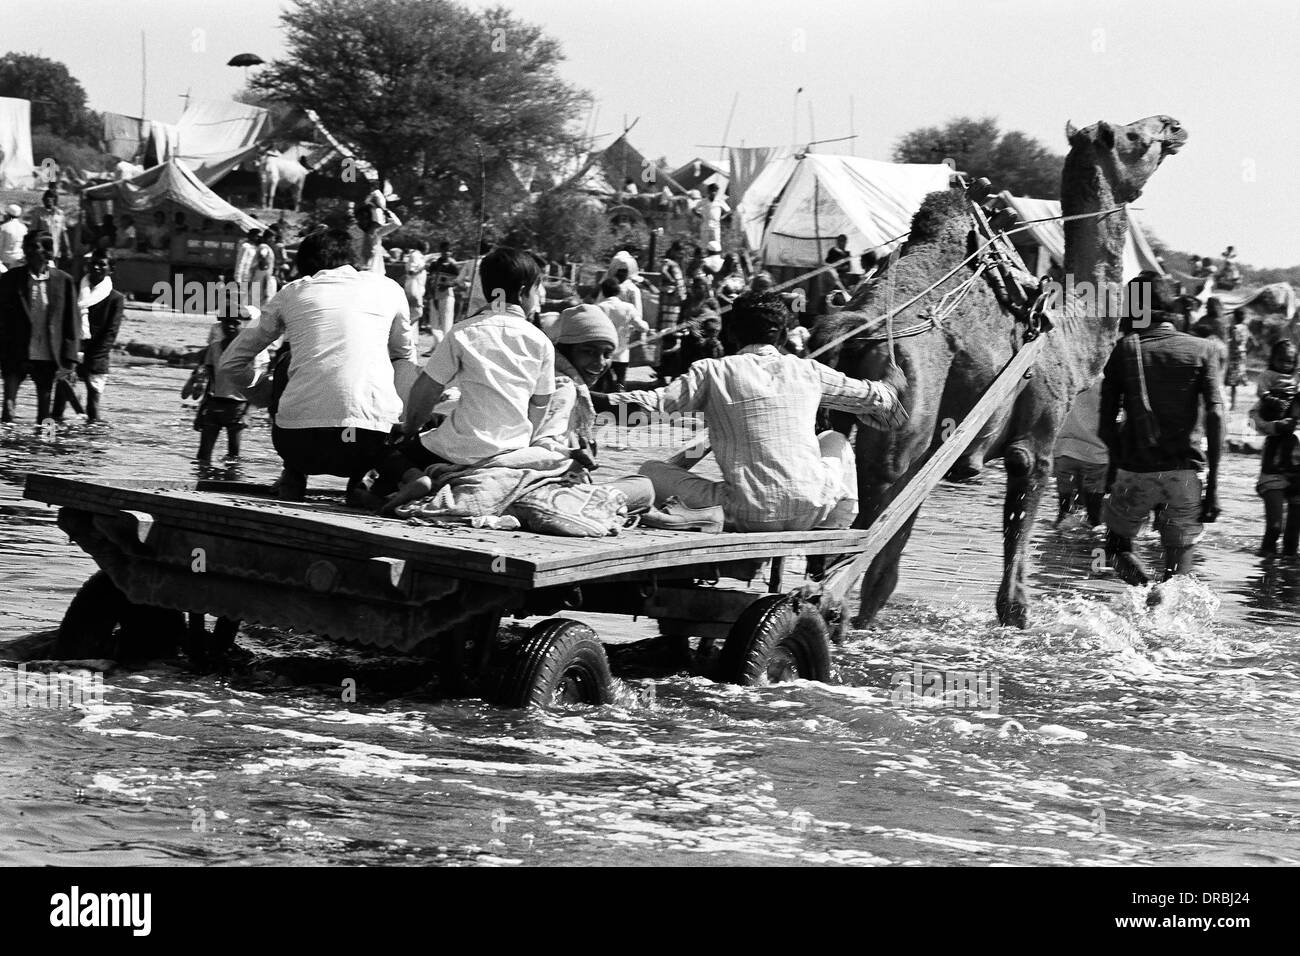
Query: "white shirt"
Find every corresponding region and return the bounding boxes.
[220,265,414,431]
[598,295,648,363]
[419,305,555,464]
[618,278,643,321]
[0,219,27,269]
[233,240,256,283]
[403,250,427,299]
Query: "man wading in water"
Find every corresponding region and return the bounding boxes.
[1100,272,1224,584]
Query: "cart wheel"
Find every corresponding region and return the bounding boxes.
[56,570,184,660]
[717,595,831,686]
[495,619,613,708]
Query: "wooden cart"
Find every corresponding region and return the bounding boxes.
[23,474,865,708]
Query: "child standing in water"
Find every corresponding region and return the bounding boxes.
[195,313,249,463]
[1251,340,1300,555]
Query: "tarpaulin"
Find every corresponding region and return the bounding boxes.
[0,96,35,189]
[83,160,267,231]
[102,112,149,162]
[999,193,1163,281]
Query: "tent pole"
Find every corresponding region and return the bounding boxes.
[812,164,823,313]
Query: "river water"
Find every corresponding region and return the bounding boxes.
[1,311,1297,866]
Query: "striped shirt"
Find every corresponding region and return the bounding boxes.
[617,344,903,528]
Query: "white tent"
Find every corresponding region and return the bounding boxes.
[147,98,269,184]
[755,154,953,267]
[999,193,1163,280]
[0,96,35,189]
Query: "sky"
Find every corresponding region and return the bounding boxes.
[5,0,1299,265]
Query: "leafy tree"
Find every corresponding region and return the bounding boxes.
[893,116,1063,199]
[253,0,588,217]
[0,52,100,144]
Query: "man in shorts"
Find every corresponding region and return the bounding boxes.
[1099,271,1223,584]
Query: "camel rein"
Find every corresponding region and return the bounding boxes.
[804,204,1128,361]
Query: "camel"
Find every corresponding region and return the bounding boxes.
[811,115,1188,629]
[258,144,313,210]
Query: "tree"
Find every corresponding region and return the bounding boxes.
[893,116,1064,199]
[0,52,100,144]
[253,0,588,218]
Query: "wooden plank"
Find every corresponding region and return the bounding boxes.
[818,331,1050,607]
[24,474,871,590]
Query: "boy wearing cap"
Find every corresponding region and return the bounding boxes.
[608,290,907,533]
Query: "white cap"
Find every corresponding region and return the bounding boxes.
[4,204,21,218]
[705,240,722,253]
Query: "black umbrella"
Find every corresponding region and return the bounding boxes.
[227,53,265,86]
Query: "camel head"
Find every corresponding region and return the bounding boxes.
[1064,115,1187,202]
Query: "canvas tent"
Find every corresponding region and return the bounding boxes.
[560,134,686,198]
[145,98,269,185]
[84,159,267,231]
[756,154,953,267]
[998,193,1163,280]
[671,157,728,195]
[0,96,35,189]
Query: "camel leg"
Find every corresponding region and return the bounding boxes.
[996,442,1050,628]
[854,509,922,627]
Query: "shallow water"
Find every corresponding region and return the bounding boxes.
[1,311,1297,866]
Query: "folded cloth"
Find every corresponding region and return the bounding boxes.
[394,450,576,519]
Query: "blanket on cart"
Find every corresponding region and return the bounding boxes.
[393,447,630,536]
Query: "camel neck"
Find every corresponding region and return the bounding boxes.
[1061,163,1128,288]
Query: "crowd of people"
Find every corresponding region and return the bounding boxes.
[1051,271,1299,571]
[1,187,1295,574]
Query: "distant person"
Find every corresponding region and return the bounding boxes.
[195,312,249,462]
[1052,375,1108,526]
[605,251,643,321]
[144,210,171,252]
[220,229,415,503]
[1192,297,1228,378]
[115,215,138,253]
[358,190,401,274]
[233,228,259,303]
[29,192,70,269]
[1249,341,1300,556]
[1225,308,1251,408]
[596,275,648,386]
[403,240,429,331]
[426,241,459,338]
[659,240,686,332]
[0,233,79,424]
[826,234,852,283]
[1100,272,1223,585]
[250,231,277,306]
[0,204,27,270]
[695,182,729,247]
[51,249,123,423]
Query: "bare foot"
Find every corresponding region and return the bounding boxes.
[379,475,433,515]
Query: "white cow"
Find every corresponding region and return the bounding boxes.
[259,145,312,210]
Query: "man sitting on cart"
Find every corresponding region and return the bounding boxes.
[606,291,908,533]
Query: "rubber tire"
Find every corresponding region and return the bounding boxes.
[716,594,832,686]
[55,570,184,661]
[495,619,613,708]
[55,570,127,659]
